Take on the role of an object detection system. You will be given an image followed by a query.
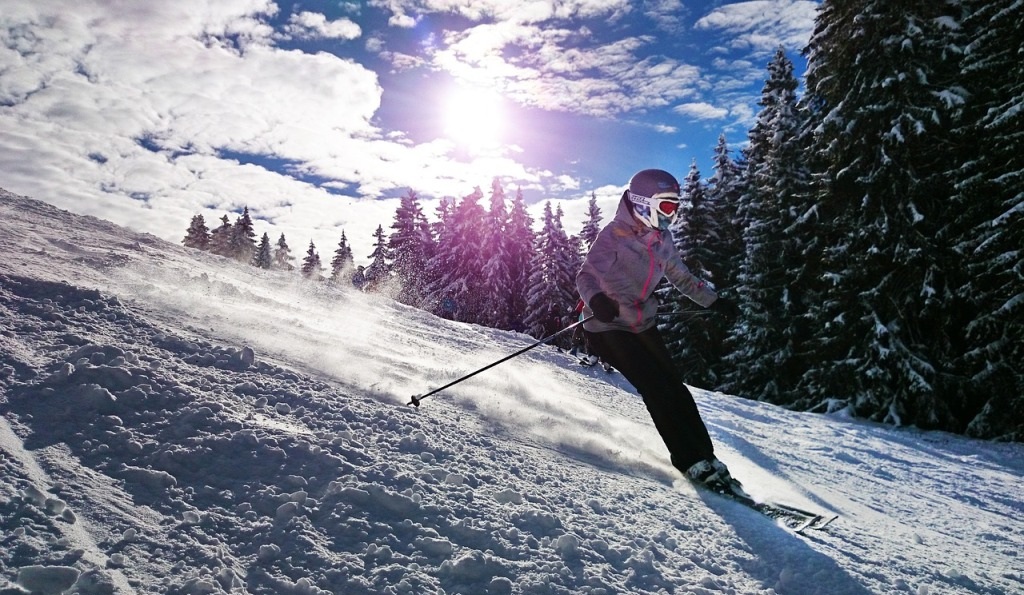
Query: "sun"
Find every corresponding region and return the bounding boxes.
[442,85,505,152]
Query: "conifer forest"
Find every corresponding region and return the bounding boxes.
[183,0,1022,441]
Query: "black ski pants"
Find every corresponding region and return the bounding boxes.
[585,326,715,472]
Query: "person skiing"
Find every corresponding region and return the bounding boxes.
[351,265,368,290]
[568,299,598,366]
[576,168,732,491]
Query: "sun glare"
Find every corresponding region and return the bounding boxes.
[443,86,505,152]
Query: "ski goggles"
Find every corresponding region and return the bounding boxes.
[628,191,681,218]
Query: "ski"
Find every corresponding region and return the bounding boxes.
[697,479,837,534]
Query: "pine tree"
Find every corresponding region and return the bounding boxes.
[182,214,211,250]
[423,196,458,318]
[579,191,603,251]
[661,161,722,387]
[480,178,513,329]
[228,206,257,263]
[273,234,294,271]
[423,188,487,324]
[330,231,355,281]
[557,204,584,305]
[504,187,536,332]
[798,0,969,428]
[300,240,322,278]
[703,135,746,385]
[388,189,433,306]
[705,134,745,301]
[723,47,815,402]
[950,0,1024,439]
[364,225,391,291]
[523,202,577,342]
[209,215,233,257]
[252,232,273,269]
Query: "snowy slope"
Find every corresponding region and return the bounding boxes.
[1,188,1022,595]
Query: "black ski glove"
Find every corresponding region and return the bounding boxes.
[589,292,620,323]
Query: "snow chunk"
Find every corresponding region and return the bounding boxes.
[443,549,505,581]
[493,488,524,504]
[413,536,454,558]
[17,565,80,595]
[20,484,47,506]
[258,544,281,562]
[70,383,118,413]
[488,577,513,594]
[553,533,580,559]
[118,463,177,490]
[276,501,300,521]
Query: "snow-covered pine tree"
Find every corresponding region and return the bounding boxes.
[950,0,1024,439]
[557,204,584,306]
[579,191,602,251]
[676,161,715,283]
[723,47,814,402]
[660,161,723,388]
[705,134,745,307]
[209,215,233,257]
[480,178,513,329]
[504,187,536,332]
[364,225,391,291]
[388,189,433,307]
[523,202,577,343]
[300,240,323,279]
[797,0,969,429]
[422,196,458,318]
[182,214,210,250]
[273,233,294,271]
[252,232,272,269]
[423,188,487,324]
[228,206,257,263]
[330,231,354,282]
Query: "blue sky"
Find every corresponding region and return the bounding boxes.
[0,0,817,264]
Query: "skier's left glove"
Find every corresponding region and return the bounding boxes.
[589,292,619,323]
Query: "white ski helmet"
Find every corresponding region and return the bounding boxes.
[626,169,681,230]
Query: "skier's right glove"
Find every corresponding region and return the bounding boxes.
[589,292,619,323]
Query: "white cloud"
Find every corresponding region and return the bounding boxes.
[695,0,818,54]
[673,102,729,120]
[643,0,689,31]
[285,12,362,40]
[370,0,632,26]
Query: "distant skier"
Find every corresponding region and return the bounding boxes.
[568,299,598,366]
[351,265,367,290]
[568,299,615,372]
[576,168,731,490]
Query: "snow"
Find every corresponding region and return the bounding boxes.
[1,187,1023,594]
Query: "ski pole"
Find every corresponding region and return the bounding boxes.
[658,310,717,319]
[408,315,594,407]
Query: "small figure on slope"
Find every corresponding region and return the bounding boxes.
[568,299,598,366]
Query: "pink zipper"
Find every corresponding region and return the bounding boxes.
[634,232,658,329]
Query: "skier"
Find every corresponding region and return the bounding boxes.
[351,265,368,290]
[576,168,732,491]
[568,299,598,366]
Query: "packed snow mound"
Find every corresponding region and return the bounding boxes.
[1,189,1023,594]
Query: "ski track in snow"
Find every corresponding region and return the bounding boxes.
[1,188,1023,594]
